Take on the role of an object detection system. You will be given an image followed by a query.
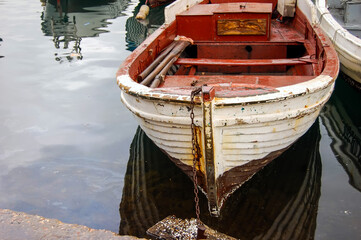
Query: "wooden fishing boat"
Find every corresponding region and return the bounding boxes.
[313,0,361,88]
[116,0,339,215]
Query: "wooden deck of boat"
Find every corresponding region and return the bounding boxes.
[152,0,322,91]
[158,18,315,89]
[269,20,305,42]
[159,75,314,88]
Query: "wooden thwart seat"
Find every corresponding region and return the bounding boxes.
[174,56,317,67]
[159,75,314,88]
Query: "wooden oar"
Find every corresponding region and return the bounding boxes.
[138,41,176,83]
[141,40,190,86]
[150,51,182,88]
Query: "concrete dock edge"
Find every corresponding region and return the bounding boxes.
[0,209,146,240]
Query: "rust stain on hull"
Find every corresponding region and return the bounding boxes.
[161,145,290,213]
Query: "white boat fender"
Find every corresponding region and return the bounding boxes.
[136,5,150,20]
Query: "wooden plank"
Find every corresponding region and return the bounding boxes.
[214,2,273,13]
[175,57,315,66]
[159,75,314,88]
[197,44,287,73]
[195,41,305,46]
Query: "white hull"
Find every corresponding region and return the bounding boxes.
[119,73,335,215]
[313,0,361,84]
[120,79,333,178]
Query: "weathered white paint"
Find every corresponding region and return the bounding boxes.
[118,73,334,107]
[297,0,317,24]
[313,0,361,83]
[164,0,203,24]
[119,77,335,179]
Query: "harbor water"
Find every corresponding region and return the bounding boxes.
[0,0,360,239]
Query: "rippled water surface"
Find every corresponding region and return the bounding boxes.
[0,0,360,239]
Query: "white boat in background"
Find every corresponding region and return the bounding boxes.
[314,0,361,87]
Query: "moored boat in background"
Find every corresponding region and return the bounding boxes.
[116,0,339,215]
[313,0,361,88]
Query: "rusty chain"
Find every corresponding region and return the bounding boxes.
[190,86,202,224]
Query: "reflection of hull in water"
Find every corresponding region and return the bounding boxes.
[320,81,361,192]
[119,122,322,239]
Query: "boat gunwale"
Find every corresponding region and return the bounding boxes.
[120,85,332,126]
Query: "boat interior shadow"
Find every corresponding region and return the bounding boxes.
[119,121,322,239]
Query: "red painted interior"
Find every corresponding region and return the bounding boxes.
[177,3,272,41]
[116,0,339,97]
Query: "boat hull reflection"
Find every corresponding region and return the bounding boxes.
[320,78,361,192]
[119,122,322,239]
[125,2,166,51]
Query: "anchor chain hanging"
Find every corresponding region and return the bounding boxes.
[190,87,202,223]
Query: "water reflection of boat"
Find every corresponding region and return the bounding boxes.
[119,122,322,239]
[320,79,361,192]
[40,0,129,61]
[125,1,166,51]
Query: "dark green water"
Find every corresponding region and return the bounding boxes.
[0,0,360,239]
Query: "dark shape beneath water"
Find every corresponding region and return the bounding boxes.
[320,77,361,192]
[119,121,322,239]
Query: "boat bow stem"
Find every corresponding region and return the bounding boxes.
[191,85,220,217]
[201,86,219,216]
